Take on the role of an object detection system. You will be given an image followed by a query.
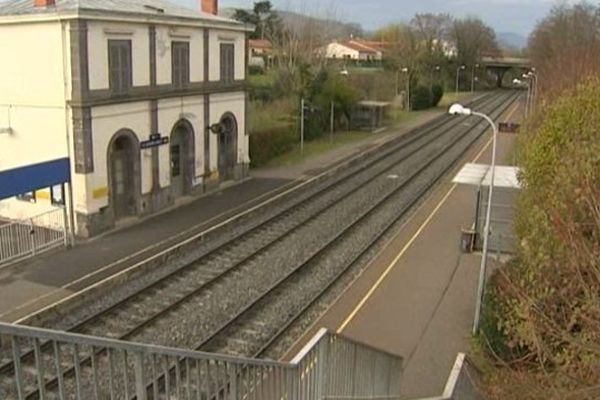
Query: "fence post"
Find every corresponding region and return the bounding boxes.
[134,351,147,400]
[62,206,70,248]
[29,218,36,256]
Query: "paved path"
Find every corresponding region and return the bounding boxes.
[0,102,456,323]
[284,95,524,398]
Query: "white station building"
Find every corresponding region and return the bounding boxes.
[0,0,252,237]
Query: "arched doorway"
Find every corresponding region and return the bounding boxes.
[218,113,238,181]
[108,130,140,220]
[170,120,195,198]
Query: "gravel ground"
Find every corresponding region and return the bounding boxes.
[0,92,515,399]
[198,93,516,359]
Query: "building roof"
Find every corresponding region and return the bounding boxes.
[0,0,242,25]
[357,101,390,108]
[340,41,379,54]
[248,39,273,50]
[453,163,521,189]
[352,40,389,52]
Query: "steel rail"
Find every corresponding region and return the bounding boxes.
[195,91,519,358]
[253,92,520,359]
[3,92,504,399]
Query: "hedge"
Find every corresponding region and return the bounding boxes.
[249,124,297,167]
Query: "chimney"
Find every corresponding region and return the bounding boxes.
[201,0,218,15]
[34,0,55,6]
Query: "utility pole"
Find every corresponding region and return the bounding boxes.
[471,64,479,92]
[330,101,334,141]
[300,98,305,156]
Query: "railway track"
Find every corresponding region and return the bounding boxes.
[0,90,519,399]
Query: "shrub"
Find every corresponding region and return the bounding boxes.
[410,85,433,110]
[431,84,444,106]
[248,65,265,75]
[481,78,600,398]
[249,124,296,167]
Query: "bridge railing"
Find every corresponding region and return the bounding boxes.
[0,323,402,400]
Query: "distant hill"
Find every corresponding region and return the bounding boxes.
[221,7,363,40]
[498,32,528,50]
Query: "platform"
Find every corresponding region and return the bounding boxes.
[284,96,524,398]
[0,103,452,323]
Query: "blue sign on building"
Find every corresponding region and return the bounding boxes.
[0,158,71,200]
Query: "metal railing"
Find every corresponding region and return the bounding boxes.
[0,323,403,400]
[411,353,483,400]
[0,208,67,266]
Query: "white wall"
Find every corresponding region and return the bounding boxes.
[0,22,68,173]
[156,26,206,86]
[209,92,248,166]
[325,43,359,60]
[157,96,206,187]
[0,21,69,219]
[84,102,151,214]
[208,29,246,82]
[88,21,150,90]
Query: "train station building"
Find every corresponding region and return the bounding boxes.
[0,0,251,237]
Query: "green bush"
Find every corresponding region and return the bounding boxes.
[410,85,433,110]
[431,84,444,107]
[248,65,265,75]
[250,85,274,103]
[249,124,296,167]
[481,78,600,398]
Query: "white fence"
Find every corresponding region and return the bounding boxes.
[0,208,67,266]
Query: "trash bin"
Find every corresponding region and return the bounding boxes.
[460,228,476,253]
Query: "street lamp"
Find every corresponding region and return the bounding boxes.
[471,64,479,93]
[522,73,532,116]
[456,65,466,95]
[430,65,441,92]
[448,103,498,334]
[331,69,350,140]
[402,67,410,111]
[528,70,538,113]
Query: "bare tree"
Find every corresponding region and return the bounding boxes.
[451,17,500,67]
[267,0,346,96]
[528,3,600,97]
[411,13,452,56]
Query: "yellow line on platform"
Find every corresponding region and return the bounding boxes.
[337,99,521,333]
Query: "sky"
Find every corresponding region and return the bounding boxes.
[179,0,564,37]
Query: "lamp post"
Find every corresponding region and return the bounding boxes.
[528,70,538,113]
[402,67,410,111]
[456,64,466,95]
[331,69,349,141]
[448,103,498,334]
[430,65,441,92]
[471,64,479,93]
[522,73,532,116]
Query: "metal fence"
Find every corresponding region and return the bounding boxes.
[411,353,483,400]
[0,208,68,266]
[0,323,403,400]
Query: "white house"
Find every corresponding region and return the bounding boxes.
[324,40,383,62]
[0,0,252,237]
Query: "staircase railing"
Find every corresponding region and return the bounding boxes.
[0,323,402,400]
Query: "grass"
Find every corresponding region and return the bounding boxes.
[438,91,479,108]
[248,72,277,87]
[263,131,373,168]
[252,90,483,169]
[249,98,296,132]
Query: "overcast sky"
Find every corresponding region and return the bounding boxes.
[180,0,564,37]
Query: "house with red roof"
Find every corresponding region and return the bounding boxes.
[324,40,383,63]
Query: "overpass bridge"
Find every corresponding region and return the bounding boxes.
[481,56,531,87]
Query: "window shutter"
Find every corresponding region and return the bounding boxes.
[108,40,132,94]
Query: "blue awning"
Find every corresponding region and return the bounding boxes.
[0,158,71,200]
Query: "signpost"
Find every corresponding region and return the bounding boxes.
[140,133,169,149]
